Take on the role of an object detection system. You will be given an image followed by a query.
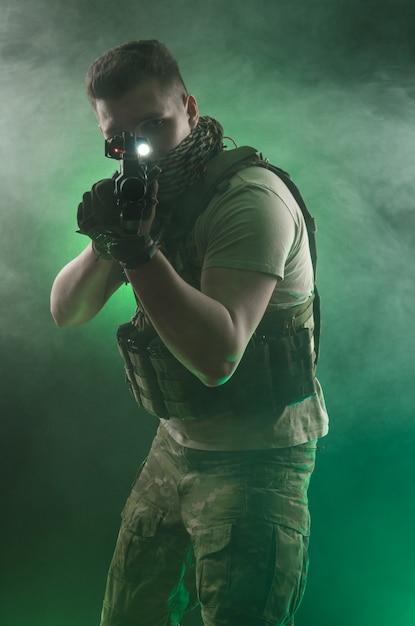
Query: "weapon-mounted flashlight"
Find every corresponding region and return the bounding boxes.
[105,133,151,159]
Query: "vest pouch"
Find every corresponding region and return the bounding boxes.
[269,327,317,406]
[117,320,316,421]
[217,339,276,416]
[147,336,278,419]
[117,323,168,418]
[147,337,222,420]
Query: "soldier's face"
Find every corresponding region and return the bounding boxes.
[95,79,199,158]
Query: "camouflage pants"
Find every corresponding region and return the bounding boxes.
[100,424,317,626]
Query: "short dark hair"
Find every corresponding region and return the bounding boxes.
[86,40,188,107]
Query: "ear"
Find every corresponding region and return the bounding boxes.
[186,95,199,130]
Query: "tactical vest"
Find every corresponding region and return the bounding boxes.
[117,146,321,421]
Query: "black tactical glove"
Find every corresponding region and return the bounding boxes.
[77,178,159,269]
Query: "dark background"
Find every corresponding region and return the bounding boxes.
[1,1,415,624]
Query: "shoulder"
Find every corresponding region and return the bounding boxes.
[232,166,300,212]
[202,163,304,231]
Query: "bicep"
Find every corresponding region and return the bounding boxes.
[201,265,278,349]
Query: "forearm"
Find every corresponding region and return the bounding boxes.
[125,252,243,387]
[50,243,123,328]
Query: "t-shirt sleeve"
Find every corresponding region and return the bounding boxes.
[196,168,297,280]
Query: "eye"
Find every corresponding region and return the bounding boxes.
[144,119,166,130]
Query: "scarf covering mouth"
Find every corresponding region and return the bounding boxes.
[146,116,224,206]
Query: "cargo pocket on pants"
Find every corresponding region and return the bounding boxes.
[265,524,309,623]
[111,490,164,581]
[193,523,233,608]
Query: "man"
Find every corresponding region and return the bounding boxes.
[50,40,328,626]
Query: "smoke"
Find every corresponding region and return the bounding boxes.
[1,1,415,625]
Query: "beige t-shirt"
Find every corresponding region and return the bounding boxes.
[163,165,329,450]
